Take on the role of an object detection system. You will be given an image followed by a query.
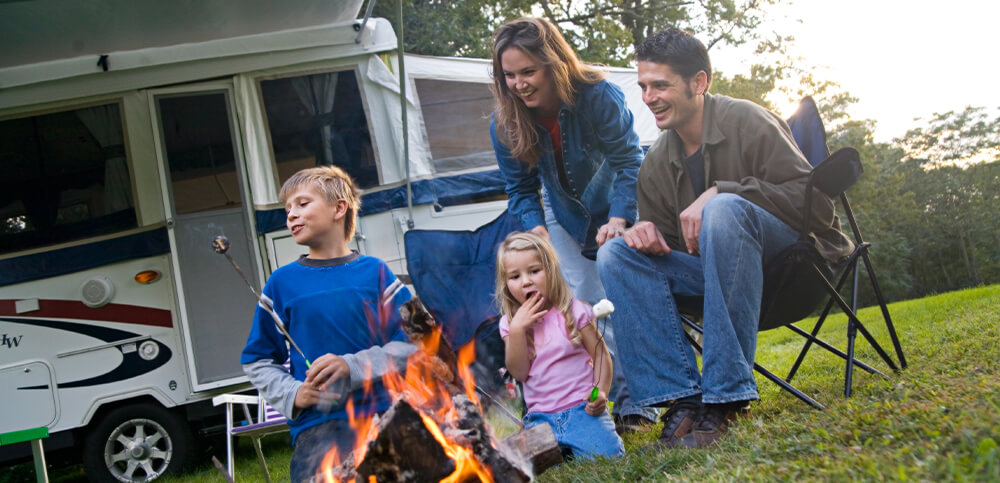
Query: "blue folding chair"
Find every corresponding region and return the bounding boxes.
[677,97,906,409]
[403,210,523,396]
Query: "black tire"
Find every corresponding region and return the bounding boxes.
[82,403,195,482]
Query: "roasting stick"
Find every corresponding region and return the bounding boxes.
[212,236,312,368]
[589,299,615,402]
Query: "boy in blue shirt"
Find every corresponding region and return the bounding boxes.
[241,166,414,482]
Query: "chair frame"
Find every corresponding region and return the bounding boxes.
[677,146,907,410]
[782,169,907,397]
[211,391,289,483]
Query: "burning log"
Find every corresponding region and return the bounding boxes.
[399,297,460,385]
[328,397,550,483]
[316,298,562,482]
[355,400,457,482]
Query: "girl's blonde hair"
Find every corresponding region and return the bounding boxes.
[278,165,361,240]
[495,231,580,360]
[490,17,605,165]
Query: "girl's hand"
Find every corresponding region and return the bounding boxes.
[509,291,548,332]
[585,388,608,416]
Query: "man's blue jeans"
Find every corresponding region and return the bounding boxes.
[544,196,658,422]
[595,194,800,405]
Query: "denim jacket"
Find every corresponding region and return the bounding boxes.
[491,80,643,248]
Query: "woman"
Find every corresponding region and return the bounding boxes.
[489,17,656,432]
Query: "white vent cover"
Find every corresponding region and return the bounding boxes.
[81,276,115,308]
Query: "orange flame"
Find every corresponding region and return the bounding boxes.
[320,328,495,482]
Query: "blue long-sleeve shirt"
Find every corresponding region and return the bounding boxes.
[240,252,413,444]
[492,79,643,247]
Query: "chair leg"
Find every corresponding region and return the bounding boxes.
[679,315,824,410]
[251,436,273,483]
[860,251,907,369]
[225,403,236,480]
[784,323,886,378]
[812,263,899,372]
[785,253,859,382]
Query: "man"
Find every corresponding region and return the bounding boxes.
[595,28,852,448]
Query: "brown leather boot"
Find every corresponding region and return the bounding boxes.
[649,400,701,449]
[681,401,751,448]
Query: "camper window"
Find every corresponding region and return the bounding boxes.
[0,103,136,255]
[413,78,495,173]
[260,70,378,188]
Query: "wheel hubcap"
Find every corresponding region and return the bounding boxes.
[103,418,173,482]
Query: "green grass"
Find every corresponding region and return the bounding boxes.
[10,285,1000,482]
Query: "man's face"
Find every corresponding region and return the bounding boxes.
[637,61,703,132]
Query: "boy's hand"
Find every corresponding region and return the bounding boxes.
[305,353,350,390]
[585,389,608,416]
[509,292,548,332]
[293,382,321,408]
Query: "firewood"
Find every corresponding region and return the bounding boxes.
[500,423,563,476]
[353,399,456,482]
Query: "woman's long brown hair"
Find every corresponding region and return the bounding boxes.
[491,17,605,164]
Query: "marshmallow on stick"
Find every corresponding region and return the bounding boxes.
[593,299,615,319]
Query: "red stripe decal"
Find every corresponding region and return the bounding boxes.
[0,300,173,328]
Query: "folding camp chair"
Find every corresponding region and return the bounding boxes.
[678,97,906,410]
[780,97,907,396]
[403,209,523,399]
[212,366,291,483]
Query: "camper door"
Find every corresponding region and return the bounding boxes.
[149,82,262,391]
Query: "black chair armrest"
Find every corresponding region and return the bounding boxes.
[801,147,863,236]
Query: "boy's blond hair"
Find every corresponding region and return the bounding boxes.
[279,165,361,240]
[494,231,580,360]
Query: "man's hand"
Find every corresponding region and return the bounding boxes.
[596,217,628,246]
[304,353,350,391]
[679,186,718,254]
[622,221,671,255]
[529,225,550,242]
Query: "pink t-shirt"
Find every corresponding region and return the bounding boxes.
[499,299,595,414]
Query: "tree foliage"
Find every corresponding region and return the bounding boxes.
[365,0,777,66]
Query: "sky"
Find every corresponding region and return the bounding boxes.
[711,0,1000,142]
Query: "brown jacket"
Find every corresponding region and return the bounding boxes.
[638,94,853,262]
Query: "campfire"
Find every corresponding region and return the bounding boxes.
[315,298,561,482]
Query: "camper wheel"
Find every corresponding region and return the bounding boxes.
[82,403,194,482]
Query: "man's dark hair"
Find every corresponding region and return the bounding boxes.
[636,28,712,89]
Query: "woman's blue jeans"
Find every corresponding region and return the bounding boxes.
[595,194,800,405]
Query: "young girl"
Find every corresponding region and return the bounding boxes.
[495,231,624,459]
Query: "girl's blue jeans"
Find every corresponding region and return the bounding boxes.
[523,402,624,459]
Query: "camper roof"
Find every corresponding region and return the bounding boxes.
[0,0,364,69]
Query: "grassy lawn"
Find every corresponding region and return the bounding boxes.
[10,285,1000,482]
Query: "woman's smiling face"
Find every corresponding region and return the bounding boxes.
[501,47,560,116]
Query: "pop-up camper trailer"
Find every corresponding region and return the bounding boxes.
[0,1,657,480]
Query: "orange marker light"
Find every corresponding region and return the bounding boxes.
[134,270,161,284]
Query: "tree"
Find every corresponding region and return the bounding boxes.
[365,0,779,67]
